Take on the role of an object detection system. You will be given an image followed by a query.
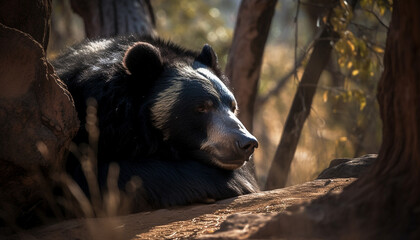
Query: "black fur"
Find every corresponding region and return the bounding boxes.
[53,35,259,211]
[195,44,219,73]
[123,42,163,78]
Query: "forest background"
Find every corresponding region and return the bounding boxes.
[47,0,391,188]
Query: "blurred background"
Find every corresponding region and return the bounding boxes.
[47,0,391,188]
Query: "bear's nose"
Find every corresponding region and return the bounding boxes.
[237,135,259,160]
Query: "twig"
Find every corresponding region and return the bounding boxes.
[299,0,337,8]
[294,0,301,81]
[363,8,389,30]
[256,53,305,107]
[256,24,325,108]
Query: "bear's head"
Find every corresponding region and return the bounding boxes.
[122,42,258,170]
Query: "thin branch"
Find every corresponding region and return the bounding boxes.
[265,0,359,190]
[256,53,305,107]
[256,24,325,107]
[294,0,301,81]
[363,8,389,30]
[350,22,377,31]
[299,0,337,8]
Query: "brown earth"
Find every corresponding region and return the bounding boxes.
[9,178,354,240]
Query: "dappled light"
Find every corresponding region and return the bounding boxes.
[7,0,420,239]
[46,1,388,188]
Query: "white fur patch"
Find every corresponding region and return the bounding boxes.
[90,66,101,72]
[150,63,231,141]
[150,63,212,136]
[193,62,235,102]
[72,39,113,56]
[98,53,120,65]
[150,79,183,140]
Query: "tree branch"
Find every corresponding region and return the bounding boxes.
[265,0,359,190]
[363,8,389,30]
[225,0,277,132]
[255,53,305,107]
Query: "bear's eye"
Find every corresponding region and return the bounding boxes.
[230,100,237,113]
[196,100,213,114]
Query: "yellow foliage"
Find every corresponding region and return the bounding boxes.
[352,69,359,76]
[372,46,384,53]
[360,100,367,111]
[346,40,355,52]
[323,91,328,103]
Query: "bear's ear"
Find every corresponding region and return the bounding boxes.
[123,42,163,79]
[195,44,218,69]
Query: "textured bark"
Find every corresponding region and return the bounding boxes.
[242,1,420,239]
[332,0,420,236]
[70,0,156,38]
[265,0,357,190]
[264,29,335,190]
[225,0,277,132]
[0,0,51,49]
[0,1,79,227]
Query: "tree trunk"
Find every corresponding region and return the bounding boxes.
[0,0,79,227]
[335,0,420,236]
[70,0,156,38]
[225,0,277,132]
[256,0,420,237]
[265,0,357,190]
[0,0,51,49]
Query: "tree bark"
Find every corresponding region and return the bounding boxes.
[70,0,156,38]
[0,0,51,49]
[254,1,420,238]
[225,0,277,132]
[265,0,357,190]
[334,0,420,236]
[0,0,79,227]
[264,30,335,190]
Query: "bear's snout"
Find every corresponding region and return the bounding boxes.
[236,134,259,161]
[198,109,259,170]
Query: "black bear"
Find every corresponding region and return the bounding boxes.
[53,35,259,211]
